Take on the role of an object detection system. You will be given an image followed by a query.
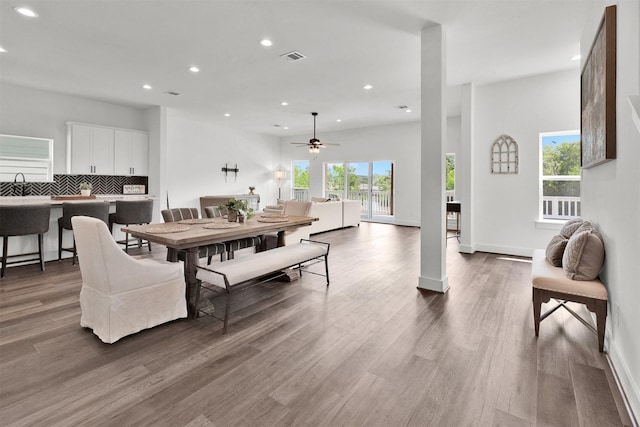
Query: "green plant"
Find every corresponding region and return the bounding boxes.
[219,198,247,212]
[219,198,255,220]
[79,182,93,190]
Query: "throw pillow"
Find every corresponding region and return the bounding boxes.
[311,197,330,202]
[562,223,605,281]
[545,234,568,267]
[559,217,584,239]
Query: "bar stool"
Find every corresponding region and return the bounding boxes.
[58,202,110,265]
[109,199,153,253]
[0,204,51,278]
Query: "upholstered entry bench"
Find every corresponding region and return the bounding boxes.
[531,249,608,352]
[195,239,330,333]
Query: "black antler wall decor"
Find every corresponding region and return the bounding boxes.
[221,163,239,182]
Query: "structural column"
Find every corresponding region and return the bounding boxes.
[418,24,448,293]
[458,83,475,254]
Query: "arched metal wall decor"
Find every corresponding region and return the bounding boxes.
[491,134,519,174]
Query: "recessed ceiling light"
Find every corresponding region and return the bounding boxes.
[14,6,38,17]
[260,39,272,47]
[284,126,289,130]
[336,119,342,123]
[571,54,581,61]
[0,46,6,53]
[189,66,200,73]
[224,113,230,117]
[405,109,412,113]
[363,84,373,90]
[142,84,152,90]
[281,101,288,106]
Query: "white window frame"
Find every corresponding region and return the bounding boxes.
[292,160,310,201]
[539,130,581,221]
[0,134,54,182]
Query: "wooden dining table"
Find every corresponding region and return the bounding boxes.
[122,214,317,316]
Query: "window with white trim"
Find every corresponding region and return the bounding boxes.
[540,130,581,220]
[0,134,54,182]
[292,160,309,200]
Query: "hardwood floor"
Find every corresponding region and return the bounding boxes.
[0,223,634,426]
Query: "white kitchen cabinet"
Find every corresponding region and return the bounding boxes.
[67,123,114,175]
[114,130,148,176]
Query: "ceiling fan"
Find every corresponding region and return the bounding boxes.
[291,112,340,153]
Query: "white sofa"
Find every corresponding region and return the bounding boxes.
[264,199,360,243]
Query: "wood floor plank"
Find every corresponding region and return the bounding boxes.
[536,370,580,427]
[571,361,625,427]
[0,222,633,426]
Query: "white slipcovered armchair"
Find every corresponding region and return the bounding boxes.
[72,216,187,343]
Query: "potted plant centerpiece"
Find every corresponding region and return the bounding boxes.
[219,198,251,222]
[79,182,93,197]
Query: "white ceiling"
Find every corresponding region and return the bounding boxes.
[0,0,594,137]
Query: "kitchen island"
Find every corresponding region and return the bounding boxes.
[0,195,156,266]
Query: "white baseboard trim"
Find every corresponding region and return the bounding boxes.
[473,243,532,258]
[607,339,640,426]
[458,244,475,254]
[392,219,421,227]
[417,275,449,293]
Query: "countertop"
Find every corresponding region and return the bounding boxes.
[0,195,155,206]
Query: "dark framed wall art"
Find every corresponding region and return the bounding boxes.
[581,5,617,169]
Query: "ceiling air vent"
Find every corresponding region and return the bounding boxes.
[280,51,306,62]
[164,90,181,96]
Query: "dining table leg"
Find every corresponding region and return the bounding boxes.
[277,230,286,247]
[184,246,200,318]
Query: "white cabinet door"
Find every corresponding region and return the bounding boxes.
[114,130,148,176]
[114,130,131,175]
[130,132,148,176]
[69,124,93,174]
[69,124,114,174]
[91,127,114,175]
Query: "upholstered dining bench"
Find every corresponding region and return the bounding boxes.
[195,239,330,333]
[531,249,608,352]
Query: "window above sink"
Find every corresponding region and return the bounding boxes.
[0,134,54,182]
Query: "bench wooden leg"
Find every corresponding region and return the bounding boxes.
[595,299,607,353]
[533,287,543,337]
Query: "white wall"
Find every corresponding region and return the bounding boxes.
[472,69,581,256]
[581,0,640,417]
[0,83,148,174]
[279,121,422,226]
[165,109,281,211]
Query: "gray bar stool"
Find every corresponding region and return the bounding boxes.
[0,204,51,278]
[58,202,110,265]
[109,199,154,253]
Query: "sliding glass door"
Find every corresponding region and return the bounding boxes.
[324,161,394,221]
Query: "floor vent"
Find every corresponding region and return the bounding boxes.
[281,51,306,62]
